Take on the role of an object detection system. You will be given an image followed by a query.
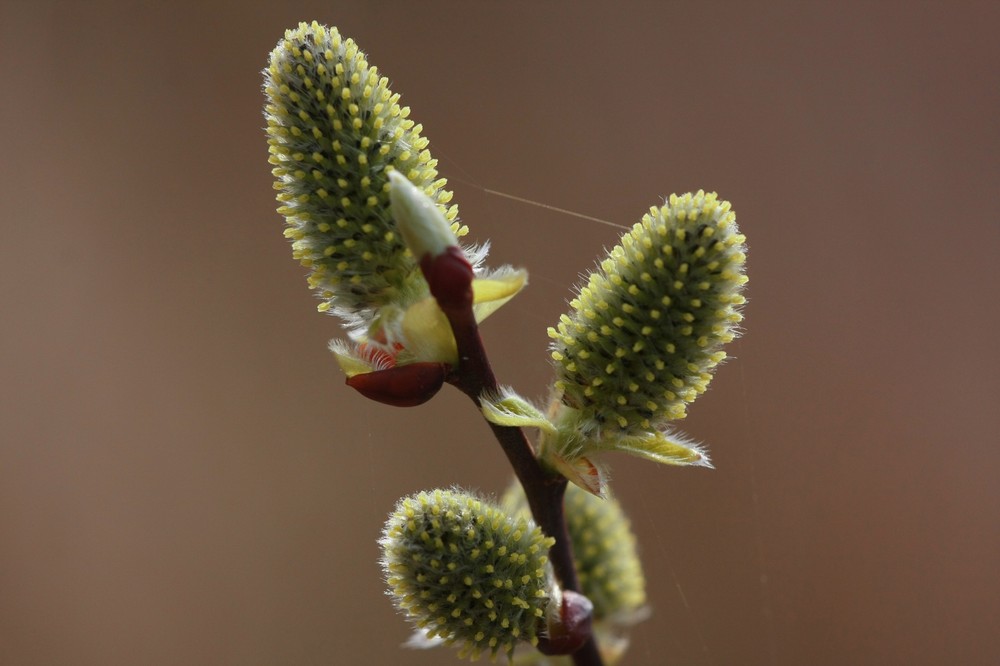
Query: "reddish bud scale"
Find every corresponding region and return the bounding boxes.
[420,246,474,313]
[346,362,448,407]
[537,590,594,656]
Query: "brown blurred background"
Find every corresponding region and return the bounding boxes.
[1,2,997,665]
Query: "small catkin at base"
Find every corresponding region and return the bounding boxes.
[381,488,557,661]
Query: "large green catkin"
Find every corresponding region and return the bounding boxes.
[548,191,748,434]
[264,21,466,320]
[380,489,556,662]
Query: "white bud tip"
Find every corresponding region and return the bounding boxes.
[389,170,457,259]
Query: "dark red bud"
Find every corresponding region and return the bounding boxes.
[537,590,594,656]
[346,362,448,407]
[420,246,474,313]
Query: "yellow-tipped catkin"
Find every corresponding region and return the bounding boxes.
[548,191,747,434]
[264,22,465,319]
[381,489,556,662]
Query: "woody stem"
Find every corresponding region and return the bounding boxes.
[426,252,603,666]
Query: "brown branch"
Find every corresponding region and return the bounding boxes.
[427,253,603,666]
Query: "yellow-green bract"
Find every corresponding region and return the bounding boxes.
[380,489,556,662]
